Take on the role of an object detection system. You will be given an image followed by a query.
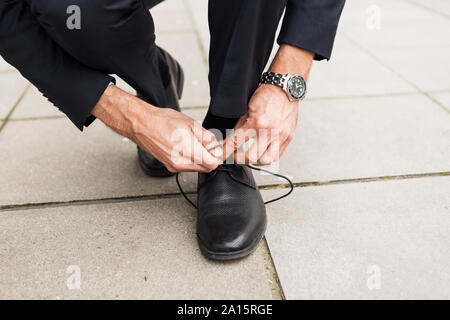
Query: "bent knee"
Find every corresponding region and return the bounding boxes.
[30,0,154,48]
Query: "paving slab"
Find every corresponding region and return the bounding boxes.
[308,35,416,99]
[0,73,29,120]
[185,1,415,100]
[0,57,15,72]
[430,92,450,112]
[372,46,450,93]
[172,97,450,187]
[404,0,450,19]
[339,0,450,93]
[0,118,196,206]
[10,76,139,120]
[151,0,193,33]
[156,33,210,108]
[0,108,215,206]
[339,0,450,50]
[186,0,210,55]
[10,86,64,120]
[3,94,449,206]
[252,94,450,185]
[263,176,450,299]
[0,198,271,299]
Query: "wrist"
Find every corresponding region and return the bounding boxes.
[92,84,150,139]
[269,44,314,80]
[259,71,307,102]
[91,83,116,119]
[258,83,296,105]
[259,82,285,96]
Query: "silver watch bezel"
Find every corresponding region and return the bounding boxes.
[280,74,307,102]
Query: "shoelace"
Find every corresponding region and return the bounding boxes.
[175,164,294,209]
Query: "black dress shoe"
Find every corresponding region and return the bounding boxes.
[196,164,267,260]
[137,48,184,177]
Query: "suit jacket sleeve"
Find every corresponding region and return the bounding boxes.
[278,0,346,61]
[0,0,115,130]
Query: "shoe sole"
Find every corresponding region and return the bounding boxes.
[196,220,267,261]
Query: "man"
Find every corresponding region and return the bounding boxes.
[0,0,345,260]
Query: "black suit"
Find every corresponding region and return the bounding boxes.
[0,0,345,130]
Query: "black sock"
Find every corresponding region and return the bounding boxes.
[202,109,239,141]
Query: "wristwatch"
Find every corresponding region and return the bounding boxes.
[260,71,307,102]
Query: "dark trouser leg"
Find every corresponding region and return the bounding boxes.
[203,0,288,137]
[27,0,170,108]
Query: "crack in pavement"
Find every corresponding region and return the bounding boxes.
[2,171,449,212]
[0,84,30,133]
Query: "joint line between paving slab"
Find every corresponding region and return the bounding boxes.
[422,92,450,114]
[260,171,450,191]
[8,115,66,122]
[2,171,449,212]
[427,89,450,94]
[6,86,446,124]
[0,192,186,212]
[307,91,421,102]
[7,86,449,124]
[181,105,208,110]
[260,237,286,300]
[339,32,450,115]
[7,110,208,123]
[0,83,30,133]
[5,107,210,123]
[405,0,450,20]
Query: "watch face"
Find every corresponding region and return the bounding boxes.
[288,76,306,100]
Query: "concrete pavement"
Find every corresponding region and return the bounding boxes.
[0,0,449,299]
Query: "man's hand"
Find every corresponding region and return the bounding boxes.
[224,84,298,165]
[92,85,222,172]
[223,44,314,165]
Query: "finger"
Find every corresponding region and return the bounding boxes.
[174,152,220,172]
[240,127,282,164]
[222,126,257,162]
[257,137,282,166]
[171,163,214,173]
[257,132,294,166]
[168,148,215,172]
[171,135,220,172]
[236,130,270,164]
[219,115,251,160]
[164,155,205,173]
[191,138,222,171]
[192,125,223,159]
[257,144,276,166]
[192,121,218,145]
[197,127,217,146]
[277,129,295,160]
[278,138,291,158]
